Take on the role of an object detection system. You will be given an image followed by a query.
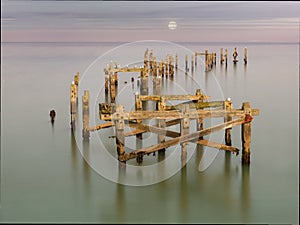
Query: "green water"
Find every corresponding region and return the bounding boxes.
[0,42,298,224]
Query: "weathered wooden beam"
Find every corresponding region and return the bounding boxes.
[115,105,125,161]
[119,117,247,162]
[166,118,181,127]
[108,108,260,121]
[138,93,210,101]
[88,122,114,131]
[197,139,239,154]
[165,100,223,111]
[180,104,190,166]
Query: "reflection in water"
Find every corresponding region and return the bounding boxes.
[116,162,126,223]
[179,166,188,223]
[70,131,78,175]
[82,140,91,200]
[241,165,251,221]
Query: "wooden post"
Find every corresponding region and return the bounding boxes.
[241,102,252,164]
[135,93,143,139]
[195,53,197,67]
[105,72,109,94]
[153,57,157,77]
[82,90,90,140]
[143,49,149,77]
[115,104,126,162]
[220,48,224,64]
[165,56,169,77]
[195,89,204,141]
[233,47,238,64]
[225,49,228,66]
[169,55,174,77]
[114,72,118,86]
[161,61,165,77]
[191,54,195,71]
[110,73,116,103]
[213,52,217,65]
[157,97,166,154]
[70,82,77,130]
[185,54,188,72]
[180,104,190,167]
[149,50,154,75]
[175,53,178,70]
[244,47,248,64]
[205,50,208,72]
[224,98,232,147]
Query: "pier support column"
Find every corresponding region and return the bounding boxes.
[225,49,228,66]
[244,47,248,65]
[205,50,208,72]
[241,102,252,164]
[175,53,178,71]
[157,98,166,154]
[191,54,195,72]
[180,104,190,167]
[233,47,238,64]
[224,98,232,147]
[220,48,224,64]
[115,105,125,162]
[185,54,188,72]
[110,73,116,103]
[82,90,90,140]
[195,89,204,141]
[70,82,77,130]
[105,72,109,94]
[135,94,143,140]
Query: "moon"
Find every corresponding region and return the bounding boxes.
[168,21,177,30]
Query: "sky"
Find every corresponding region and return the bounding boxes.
[1,1,299,43]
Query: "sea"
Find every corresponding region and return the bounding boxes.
[0,41,298,224]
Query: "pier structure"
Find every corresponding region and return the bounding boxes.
[69,48,257,168]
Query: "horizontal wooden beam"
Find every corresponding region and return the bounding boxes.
[88,122,114,131]
[138,94,210,101]
[109,108,260,121]
[165,101,224,111]
[197,139,239,154]
[119,117,246,161]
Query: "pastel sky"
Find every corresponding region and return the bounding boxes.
[1,1,299,43]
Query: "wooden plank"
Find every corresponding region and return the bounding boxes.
[127,123,180,138]
[119,117,246,161]
[111,109,260,120]
[196,140,239,154]
[88,122,114,131]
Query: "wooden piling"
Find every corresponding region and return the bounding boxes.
[220,48,224,64]
[110,73,116,103]
[185,54,188,72]
[115,104,126,162]
[244,47,248,64]
[195,89,204,141]
[70,82,77,129]
[135,94,143,139]
[233,47,238,64]
[165,56,169,77]
[180,104,190,167]
[225,49,228,66]
[82,90,90,140]
[241,102,252,164]
[157,97,166,154]
[224,98,232,147]
[205,50,208,72]
[175,53,178,70]
[213,52,217,65]
[191,54,195,71]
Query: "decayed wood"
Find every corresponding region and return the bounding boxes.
[138,93,210,101]
[180,104,190,166]
[241,102,252,164]
[224,99,232,146]
[166,118,181,127]
[196,140,239,154]
[88,122,114,131]
[115,105,125,159]
[108,108,260,121]
[82,90,90,140]
[119,117,246,161]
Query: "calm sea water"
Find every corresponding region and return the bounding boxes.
[0,41,298,224]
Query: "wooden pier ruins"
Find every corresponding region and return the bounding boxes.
[70,47,257,166]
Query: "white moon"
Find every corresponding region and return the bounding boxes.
[168,21,177,30]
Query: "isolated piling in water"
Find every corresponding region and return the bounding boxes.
[50,109,56,125]
[185,54,188,71]
[175,53,178,70]
[70,82,77,129]
[220,48,224,64]
[157,98,166,154]
[233,47,238,64]
[244,47,248,64]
